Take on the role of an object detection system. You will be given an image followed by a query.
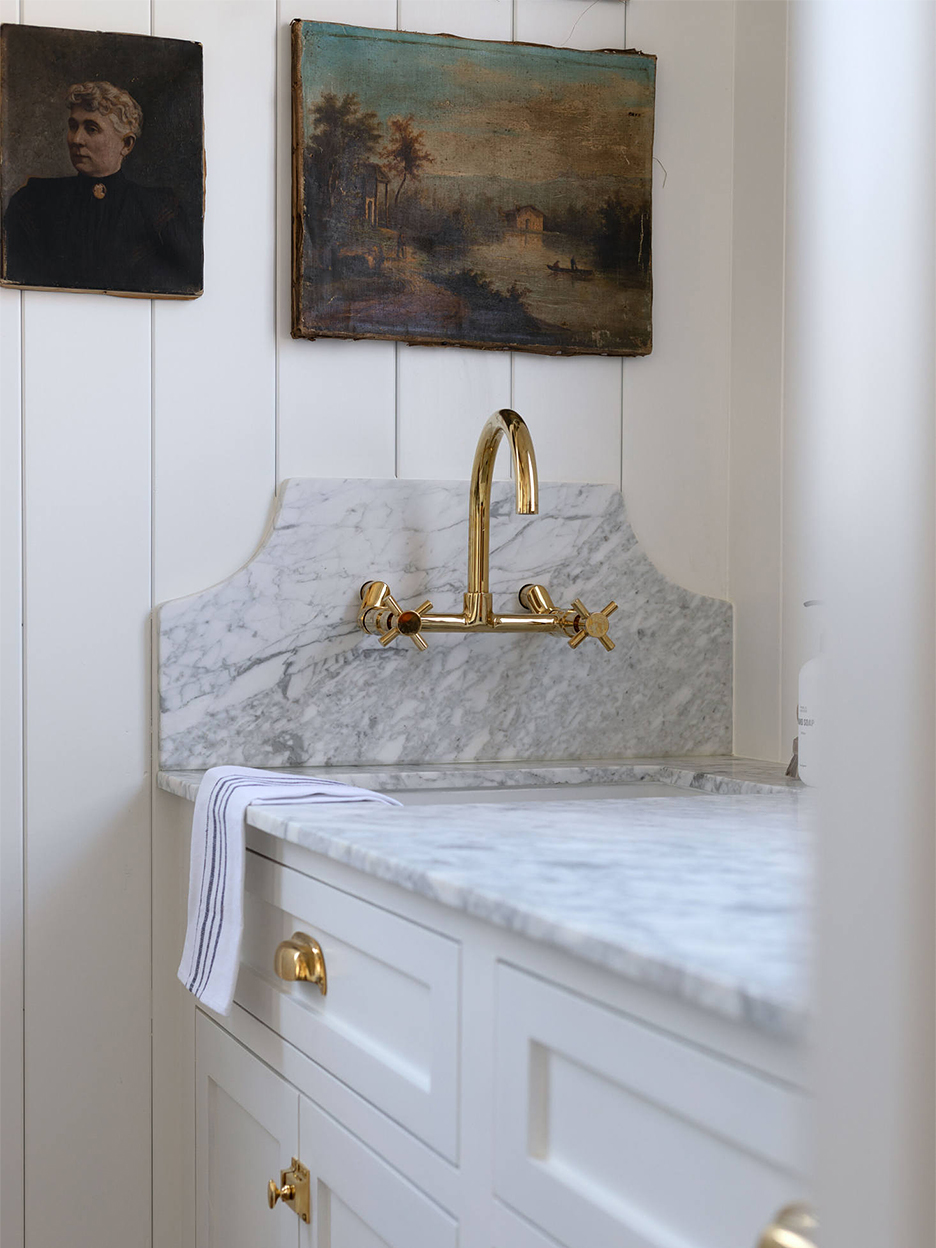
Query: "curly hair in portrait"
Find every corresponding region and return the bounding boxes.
[65,81,144,142]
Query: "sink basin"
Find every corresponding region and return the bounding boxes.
[392,781,715,805]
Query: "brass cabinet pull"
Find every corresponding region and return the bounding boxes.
[267,1158,310,1223]
[267,1179,295,1208]
[274,931,327,996]
[758,1203,818,1248]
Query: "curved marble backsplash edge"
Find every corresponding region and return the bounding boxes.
[157,478,733,768]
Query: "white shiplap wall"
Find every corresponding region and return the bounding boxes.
[0,3,788,1245]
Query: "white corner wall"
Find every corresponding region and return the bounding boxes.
[729,0,789,761]
[0,3,789,1246]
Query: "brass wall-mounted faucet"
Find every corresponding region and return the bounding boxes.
[358,409,617,653]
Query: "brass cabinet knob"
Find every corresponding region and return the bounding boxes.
[757,1203,818,1248]
[267,1159,311,1222]
[274,931,327,996]
[568,598,618,652]
[267,1179,295,1209]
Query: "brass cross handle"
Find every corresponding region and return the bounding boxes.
[379,594,433,651]
[757,1203,817,1248]
[568,599,618,651]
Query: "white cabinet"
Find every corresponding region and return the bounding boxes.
[237,850,460,1158]
[299,1096,458,1248]
[197,1012,458,1248]
[196,1011,299,1248]
[189,849,809,1248]
[494,966,805,1248]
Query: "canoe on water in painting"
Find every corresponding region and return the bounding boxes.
[546,262,594,277]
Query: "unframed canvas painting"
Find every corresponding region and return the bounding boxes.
[0,23,204,299]
[291,22,655,356]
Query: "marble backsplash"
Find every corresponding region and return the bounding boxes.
[157,478,732,768]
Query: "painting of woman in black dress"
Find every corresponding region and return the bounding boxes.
[0,24,203,299]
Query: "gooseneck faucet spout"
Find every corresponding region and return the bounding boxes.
[466,409,538,626]
[358,409,617,650]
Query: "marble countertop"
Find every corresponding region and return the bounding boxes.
[158,758,810,1040]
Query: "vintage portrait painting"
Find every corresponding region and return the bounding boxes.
[291,22,655,356]
[0,23,204,299]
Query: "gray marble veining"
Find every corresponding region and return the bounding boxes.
[157,760,808,1038]
[158,479,732,768]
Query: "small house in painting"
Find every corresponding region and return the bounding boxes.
[505,205,544,232]
[361,163,390,227]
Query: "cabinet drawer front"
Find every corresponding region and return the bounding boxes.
[299,1095,458,1248]
[494,965,808,1248]
[237,852,460,1159]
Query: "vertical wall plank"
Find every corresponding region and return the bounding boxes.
[277,0,398,480]
[621,0,734,595]
[510,0,625,485]
[0,283,24,1248]
[0,5,24,1238]
[396,0,513,480]
[153,1,277,605]
[19,6,153,1248]
[149,6,278,1247]
[729,0,787,761]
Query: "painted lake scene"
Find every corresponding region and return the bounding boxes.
[291,22,655,356]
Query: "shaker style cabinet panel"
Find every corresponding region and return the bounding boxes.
[298,1095,459,1248]
[236,851,461,1159]
[492,1201,568,1248]
[493,965,807,1248]
[195,1012,300,1248]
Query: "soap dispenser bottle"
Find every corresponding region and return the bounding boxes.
[797,600,823,787]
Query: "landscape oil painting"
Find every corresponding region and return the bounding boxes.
[291,22,655,356]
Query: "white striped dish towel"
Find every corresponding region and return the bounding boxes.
[178,765,400,1015]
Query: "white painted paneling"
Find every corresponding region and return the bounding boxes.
[153,0,277,605]
[398,2,510,45]
[19,8,153,1248]
[0,51,24,1238]
[22,292,154,1241]
[397,345,513,479]
[622,0,735,596]
[149,9,278,1248]
[152,788,197,1248]
[512,353,622,484]
[396,1,513,481]
[729,0,787,761]
[513,0,627,59]
[276,0,398,481]
[0,28,24,1248]
[510,0,626,488]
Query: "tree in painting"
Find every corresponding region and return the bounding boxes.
[381,115,433,224]
[303,91,381,266]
